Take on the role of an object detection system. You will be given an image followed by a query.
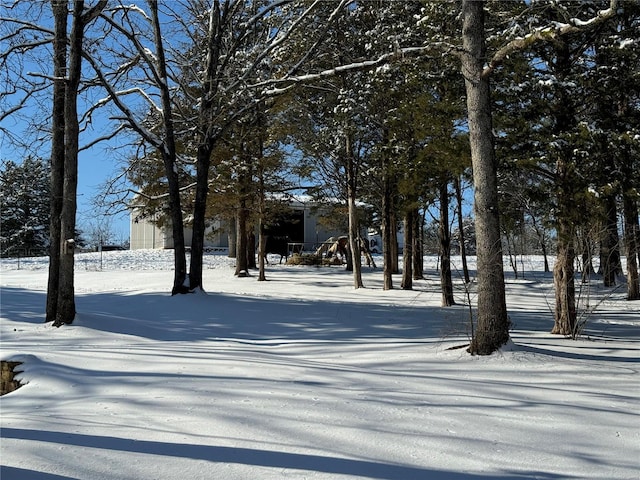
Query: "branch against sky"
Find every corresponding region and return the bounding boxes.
[483,0,619,78]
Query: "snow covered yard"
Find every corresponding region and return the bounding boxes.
[1,250,638,479]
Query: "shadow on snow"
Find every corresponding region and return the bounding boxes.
[0,428,570,480]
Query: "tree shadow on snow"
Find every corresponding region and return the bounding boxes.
[0,466,76,480]
[1,286,458,344]
[0,428,570,480]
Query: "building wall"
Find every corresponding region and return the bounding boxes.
[130,200,343,251]
[130,212,229,250]
[129,215,166,250]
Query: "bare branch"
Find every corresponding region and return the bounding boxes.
[253,46,433,95]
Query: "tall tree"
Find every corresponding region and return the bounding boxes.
[50,0,107,326]
[460,1,510,354]
[456,0,619,351]
[84,0,189,294]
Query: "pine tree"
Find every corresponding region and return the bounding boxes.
[0,157,51,256]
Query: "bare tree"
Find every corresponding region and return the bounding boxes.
[51,0,107,326]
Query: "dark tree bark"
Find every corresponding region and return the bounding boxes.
[345,133,363,288]
[189,1,223,291]
[412,208,424,280]
[461,0,509,354]
[439,178,455,306]
[381,130,394,290]
[381,192,394,289]
[600,193,622,287]
[622,186,640,300]
[551,41,578,337]
[50,0,107,326]
[149,0,188,295]
[235,184,250,277]
[390,211,399,274]
[46,0,67,323]
[54,0,88,326]
[401,209,414,290]
[454,175,471,284]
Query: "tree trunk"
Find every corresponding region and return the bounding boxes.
[552,155,578,335]
[439,179,455,306]
[401,210,413,290]
[551,40,579,336]
[552,232,577,336]
[622,190,640,300]
[258,162,267,281]
[381,132,394,290]
[150,0,188,295]
[189,2,222,291]
[258,225,267,281]
[381,195,394,290]
[189,143,213,290]
[54,0,86,327]
[347,196,363,288]
[345,134,363,288]
[529,212,550,273]
[235,200,249,277]
[390,211,399,274]
[600,193,622,287]
[461,0,509,354]
[47,0,67,323]
[454,175,471,284]
[412,208,424,280]
[247,232,256,270]
[228,218,236,258]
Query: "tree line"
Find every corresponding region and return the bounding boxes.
[1,0,637,355]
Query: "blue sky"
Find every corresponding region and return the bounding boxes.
[1,116,132,243]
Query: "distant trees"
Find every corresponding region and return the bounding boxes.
[0,157,50,256]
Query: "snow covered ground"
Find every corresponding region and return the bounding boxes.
[1,250,638,479]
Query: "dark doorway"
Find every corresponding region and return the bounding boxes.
[265,209,304,242]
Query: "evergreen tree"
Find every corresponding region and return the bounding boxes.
[0,157,51,256]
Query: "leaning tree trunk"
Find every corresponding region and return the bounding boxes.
[439,179,455,306]
[461,0,509,354]
[47,0,67,323]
